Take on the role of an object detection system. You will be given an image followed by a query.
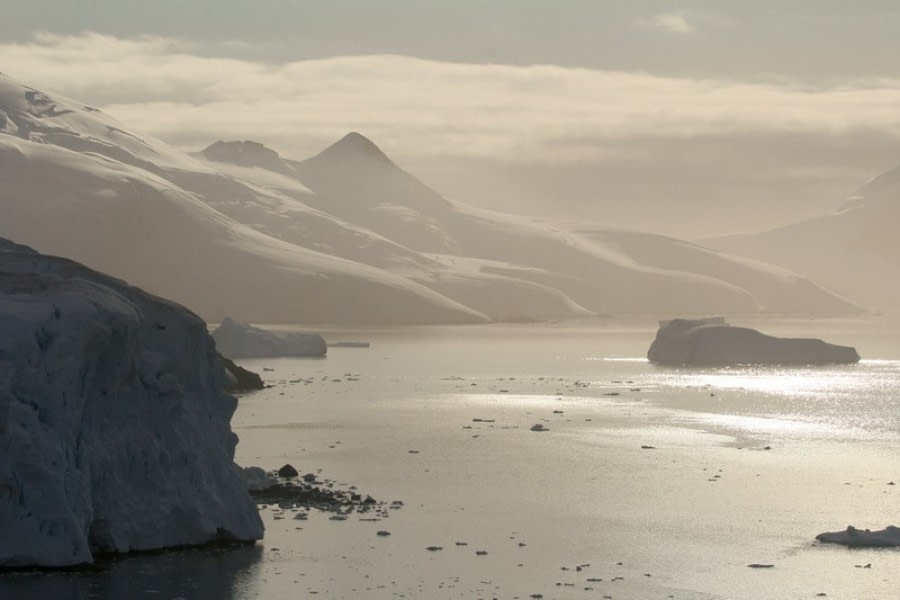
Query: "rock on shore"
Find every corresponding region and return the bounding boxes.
[816,525,900,547]
[0,239,263,567]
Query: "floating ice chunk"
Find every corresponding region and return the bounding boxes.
[212,317,326,358]
[647,318,860,366]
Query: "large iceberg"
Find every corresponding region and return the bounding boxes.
[211,317,327,358]
[647,318,860,366]
[0,240,263,567]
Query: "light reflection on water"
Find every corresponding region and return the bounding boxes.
[589,358,900,437]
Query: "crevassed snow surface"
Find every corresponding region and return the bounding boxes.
[0,239,263,567]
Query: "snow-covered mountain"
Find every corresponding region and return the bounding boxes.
[706,164,900,312]
[0,73,860,323]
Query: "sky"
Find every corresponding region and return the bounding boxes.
[4,1,900,237]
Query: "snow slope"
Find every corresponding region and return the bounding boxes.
[706,164,900,311]
[0,74,486,325]
[0,73,861,322]
[282,133,858,316]
[0,239,263,567]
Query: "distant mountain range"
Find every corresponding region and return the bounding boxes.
[706,164,900,312]
[0,73,860,323]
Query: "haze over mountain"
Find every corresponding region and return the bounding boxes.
[706,165,900,313]
[0,73,860,323]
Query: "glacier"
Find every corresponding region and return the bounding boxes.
[0,239,263,567]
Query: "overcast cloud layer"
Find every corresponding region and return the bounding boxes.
[5,31,900,237]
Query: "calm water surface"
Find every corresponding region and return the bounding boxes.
[2,320,898,599]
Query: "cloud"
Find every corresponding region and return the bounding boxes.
[636,12,697,35]
[3,31,900,169]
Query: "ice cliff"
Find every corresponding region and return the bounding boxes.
[647,318,860,366]
[0,240,263,567]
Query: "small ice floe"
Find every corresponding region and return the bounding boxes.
[816,525,900,547]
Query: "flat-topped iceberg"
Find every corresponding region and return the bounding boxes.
[647,317,860,366]
[0,240,263,567]
[211,317,326,358]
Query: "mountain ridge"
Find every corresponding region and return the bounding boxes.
[0,73,863,323]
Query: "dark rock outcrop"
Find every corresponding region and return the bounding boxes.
[816,525,900,547]
[216,353,265,392]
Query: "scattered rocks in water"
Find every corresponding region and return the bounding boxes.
[530,424,548,432]
[277,464,299,478]
[747,563,774,569]
[475,550,488,556]
[472,418,495,423]
[376,531,391,537]
[426,546,443,552]
[640,445,656,450]
[249,470,396,517]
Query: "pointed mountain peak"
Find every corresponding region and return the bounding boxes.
[312,132,396,167]
[200,140,291,173]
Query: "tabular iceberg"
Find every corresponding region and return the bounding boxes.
[647,318,860,366]
[0,239,263,567]
[211,317,327,358]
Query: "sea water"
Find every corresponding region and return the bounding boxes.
[2,320,898,599]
